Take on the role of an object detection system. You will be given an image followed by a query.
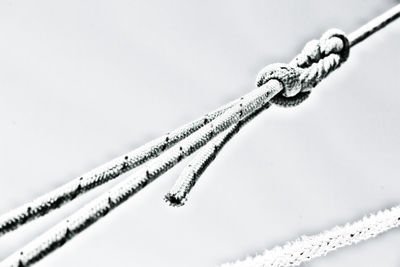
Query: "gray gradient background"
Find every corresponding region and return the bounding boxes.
[1,1,400,266]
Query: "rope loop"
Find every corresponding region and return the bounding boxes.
[256,29,350,107]
[256,63,302,97]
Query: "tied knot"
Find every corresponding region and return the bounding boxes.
[291,29,349,68]
[256,29,350,107]
[256,63,302,97]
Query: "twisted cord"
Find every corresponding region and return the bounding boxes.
[221,206,400,267]
[164,102,272,206]
[0,80,283,267]
[0,97,239,237]
[257,29,349,107]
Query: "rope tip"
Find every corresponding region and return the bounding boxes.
[164,193,186,207]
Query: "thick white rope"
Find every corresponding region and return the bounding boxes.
[0,97,238,236]
[165,103,272,206]
[0,78,284,267]
[221,206,400,267]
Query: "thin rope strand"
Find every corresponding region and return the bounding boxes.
[221,206,400,267]
[348,3,400,47]
[0,98,238,237]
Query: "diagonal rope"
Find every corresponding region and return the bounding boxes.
[348,3,400,47]
[0,76,283,267]
[165,103,272,206]
[0,3,399,267]
[0,97,237,236]
[221,206,400,267]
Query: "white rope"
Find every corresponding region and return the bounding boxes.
[165,103,272,206]
[348,3,400,46]
[0,79,283,267]
[0,96,237,236]
[221,206,400,267]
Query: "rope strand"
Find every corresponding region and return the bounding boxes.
[165,103,272,206]
[0,79,283,267]
[221,206,400,267]
[348,4,400,47]
[0,97,237,236]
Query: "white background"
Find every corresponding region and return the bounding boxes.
[1,0,400,266]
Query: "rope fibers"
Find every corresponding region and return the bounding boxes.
[222,206,400,267]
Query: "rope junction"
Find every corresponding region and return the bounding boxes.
[0,3,399,267]
[166,28,350,205]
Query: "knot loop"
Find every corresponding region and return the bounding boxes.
[256,63,302,97]
[256,29,350,107]
[291,29,349,68]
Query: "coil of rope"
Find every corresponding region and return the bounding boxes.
[0,3,399,267]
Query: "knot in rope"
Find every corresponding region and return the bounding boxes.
[256,29,350,107]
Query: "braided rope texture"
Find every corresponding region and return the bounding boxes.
[0,81,283,267]
[222,206,400,267]
[165,102,272,206]
[0,98,238,236]
[257,29,349,107]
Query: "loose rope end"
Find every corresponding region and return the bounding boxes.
[164,193,187,207]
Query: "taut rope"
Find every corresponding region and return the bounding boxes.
[1,3,399,267]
